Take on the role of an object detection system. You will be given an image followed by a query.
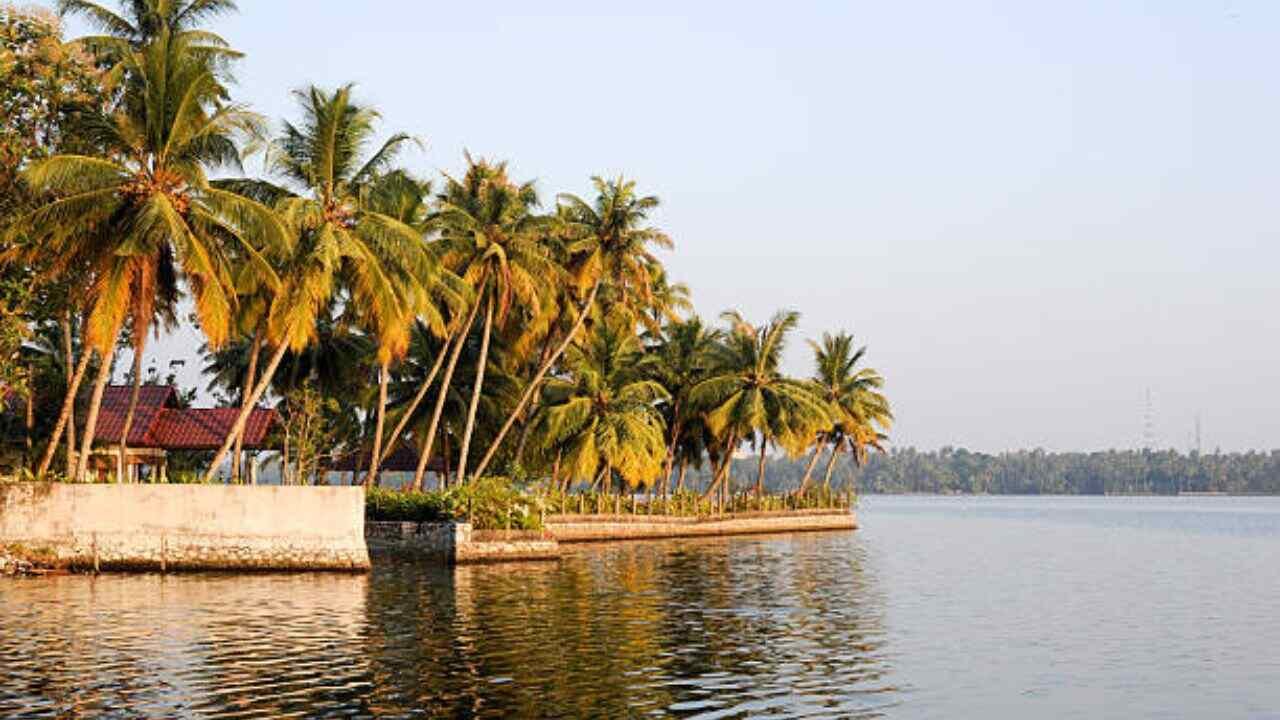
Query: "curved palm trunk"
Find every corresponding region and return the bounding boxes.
[822,443,842,489]
[232,323,264,484]
[371,334,449,474]
[39,343,92,478]
[23,364,33,470]
[63,312,77,476]
[700,433,737,501]
[201,339,292,484]
[455,295,494,484]
[116,339,147,483]
[365,359,390,487]
[412,296,484,491]
[676,458,688,493]
[660,409,683,500]
[754,437,768,499]
[470,280,600,481]
[75,345,118,483]
[795,444,824,495]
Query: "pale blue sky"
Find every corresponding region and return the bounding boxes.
[53,1,1280,451]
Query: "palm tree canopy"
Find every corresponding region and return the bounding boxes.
[809,331,892,463]
[8,24,283,353]
[690,309,830,457]
[433,154,559,327]
[557,175,672,329]
[535,320,669,487]
[236,84,458,361]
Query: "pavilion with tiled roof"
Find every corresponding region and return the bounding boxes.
[84,385,277,482]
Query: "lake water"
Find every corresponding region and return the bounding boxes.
[2,496,1278,718]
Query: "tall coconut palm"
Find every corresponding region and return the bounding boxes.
[359,170,466,485]
[58,0,240,45]
[57,0,243,85]
[201,84,453,484]
[531,319,668,491]
[648,316,722,495]
[8,25,283,482]
[430,156,556,483]
[470,175,671,481]
[689,310,829,499]
[800,331,892,493]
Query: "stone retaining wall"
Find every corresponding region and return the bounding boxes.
[365,521,558,564]
[0,483,369,572]
[546,509,857,543]
[366,510,855,564]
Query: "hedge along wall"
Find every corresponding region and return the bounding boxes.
[0,483,370,571]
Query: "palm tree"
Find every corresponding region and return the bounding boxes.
[359,170,466,485]
[201,84,453,484]
[430,156,556,483]
[470,176,671,481]
[689,310,829,500]
[8,23,283,482]
[648,316,722,495]
[531,320,668,492]
[58,0,240,46]
[800,331,892,493]
[57,0,243,86]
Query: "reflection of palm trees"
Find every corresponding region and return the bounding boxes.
[0,540,895,717]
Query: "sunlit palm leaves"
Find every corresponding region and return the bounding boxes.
[534,320,669,489]
[808,331,892,472]
[689,310,830,494]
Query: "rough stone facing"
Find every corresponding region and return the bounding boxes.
[0,483,370,572]
[546,509,858,543]
[366,510,856,564]
[366,521,559,564]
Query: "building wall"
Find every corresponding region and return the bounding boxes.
[0,483,369,571]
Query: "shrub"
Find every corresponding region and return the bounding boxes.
[365,486,458,523]
[452,476,544,531]
[365,478,545,530]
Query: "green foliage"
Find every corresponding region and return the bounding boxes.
[277,381,352,484]
[366,477,545,530]
[365,485,457,523]
[451,476,545,531]
[850,447,1280,496]
[541,487,852,517]
[533,319,668,488]
[0,5,102,210]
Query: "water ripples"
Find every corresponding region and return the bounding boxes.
[0,532,892,718]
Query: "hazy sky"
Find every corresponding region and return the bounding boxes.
[51,1,1280,452]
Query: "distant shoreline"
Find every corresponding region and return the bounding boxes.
[857,491,1279,498]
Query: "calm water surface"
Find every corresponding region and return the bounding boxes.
[2,496,1279,718]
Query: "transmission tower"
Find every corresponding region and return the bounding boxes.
[1141,388,1156,451]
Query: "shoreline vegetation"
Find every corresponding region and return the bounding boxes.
[0,1,891,521]
[701,446,1280,497]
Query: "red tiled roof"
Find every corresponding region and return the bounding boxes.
[101,384,178,410]
[147,408,276,450]
[94,385,179,445]
[91,385,277,450]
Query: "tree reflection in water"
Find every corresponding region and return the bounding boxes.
[0,532,895,718]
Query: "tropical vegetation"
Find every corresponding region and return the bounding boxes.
[0,1,893,510]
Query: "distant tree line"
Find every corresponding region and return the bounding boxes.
[688,446,1280,496]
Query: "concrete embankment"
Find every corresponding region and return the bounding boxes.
[546,509,857,543]
[0,483,369,572]
[366,521,558,564]
[366,509,857,564]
